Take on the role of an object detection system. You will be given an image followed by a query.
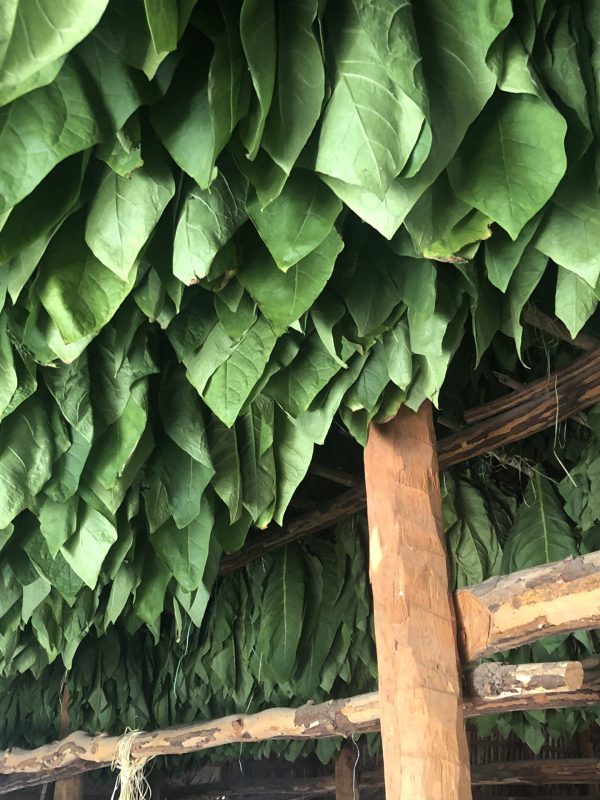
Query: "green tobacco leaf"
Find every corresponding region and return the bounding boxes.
[248,170,342,270]
[448,93,566,239]
[262,0,324,180]
[96,114,144,177]
[37,217,137,343]
[0,316,18,419]
[272,408,314,525]
[150,496,213,591]
[196,317,278,427]
[316,0,425,197]
[268,333,341,418]
[0,0,109,106]
[239,0,276,159]
[173,159,248,284]
[85,150,175,279]
[238,396,276,525]
[446,478,502,589]
[256,545,305,682]
[239,230,343,333]
[143,0,179,54]
[61,505,118,588]
[535,160,600,287]
[0,399,53,528]
[484,214,542,292]
[502,475,577,572]
[502,245,548,356]
[208,416,242,523]
[0,153,88,264]
[555,267,598,339]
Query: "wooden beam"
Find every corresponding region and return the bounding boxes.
[455,553,600,662]
[364,403,471,799]
[472,758,600,785]
[522,303,600,352]
[218,485,366,576]
[438,349,600,465]
[223,349,600,574]
[2,659,600,794]
[53,686,83,800]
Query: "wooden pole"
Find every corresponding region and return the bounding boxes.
[1,660,600,794]
[455,553,600,662]
[364,402,471,799]
[335,742,359,800]
[53,686,82,800]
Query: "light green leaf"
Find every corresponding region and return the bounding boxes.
[448,93,566,239]
[446,478,502,589]
[85,150,175,279]
[248,170,342,270]
[197,316,278,427]
[262,0,324,179]
[485,214,542,292]
[0,315,17,418]
[272,408,314,525]
[0,398,53,528]
[0,0,110,106]
[502,245,548,356]
[208,416,242,523]
[143,0,179,54]
[555,267,598,339]
[173,159,248,284]
[502,475,577,572]
[239,0,276,158]
[37,217,137,343]
[60,505,118,588]
[316,0,425,197]
[150,496,212,591]
[239,230,343,334]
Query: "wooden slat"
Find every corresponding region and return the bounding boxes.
[364,403,471,799]
[335,742,359,800]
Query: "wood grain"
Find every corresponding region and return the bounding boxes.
[364,402,472,799]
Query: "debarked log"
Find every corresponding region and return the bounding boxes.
[456,552,600,662]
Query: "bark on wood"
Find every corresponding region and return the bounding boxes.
[523,303,600,352]
[364,403,472,799]
[455,553,600,662]
[335,742,359,800]
[218,485,366,575]
[2,659,600,794]
[463,661,583,717]
[472,758,600,785]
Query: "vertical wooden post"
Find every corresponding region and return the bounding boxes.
[335,742,359,800]
[364,402,472,799]
[53,687,83,800]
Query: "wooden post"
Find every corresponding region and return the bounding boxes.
[53,686,83,800]
[364,402,471,799]
[335,742,359,800]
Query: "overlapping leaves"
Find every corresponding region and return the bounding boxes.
[1,0,600,726]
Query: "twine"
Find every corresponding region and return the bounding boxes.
[110,730,153,800]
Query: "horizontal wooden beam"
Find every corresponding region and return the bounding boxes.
[218,485,366,575]
[456,553,600,662]
[472,758,600,786]
[522,303,600,353]
[224,348,600,573]
[2,658,600,793]
[438,348,600,466]
[139,756,600,799]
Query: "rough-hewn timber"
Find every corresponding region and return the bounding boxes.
[455,553,600,662]
[364,403,472,799]
[335,742,359,800]
[2,660,600,794]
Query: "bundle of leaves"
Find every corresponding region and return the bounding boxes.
[2,0,600,755]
